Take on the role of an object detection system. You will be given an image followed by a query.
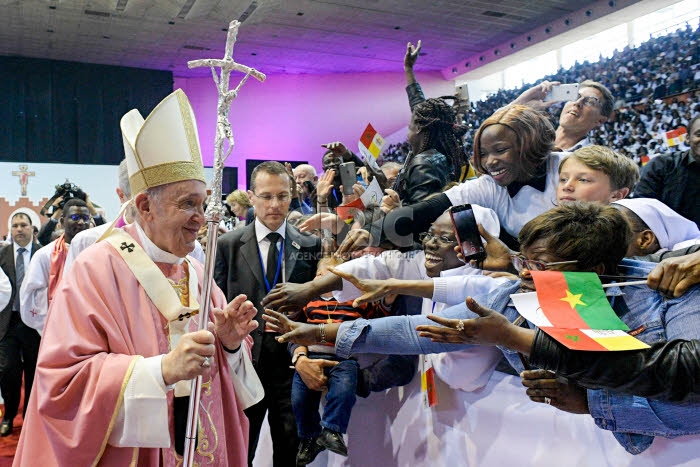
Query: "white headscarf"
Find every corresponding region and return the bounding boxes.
[613,198,700,251]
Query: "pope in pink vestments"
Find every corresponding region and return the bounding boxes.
[13,222,259,466]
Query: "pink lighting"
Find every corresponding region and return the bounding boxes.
[175,71,454,189]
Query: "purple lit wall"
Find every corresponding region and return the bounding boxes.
[174,71,454,189]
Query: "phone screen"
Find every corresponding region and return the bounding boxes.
[450,204,486,261]
[339,162,356,195]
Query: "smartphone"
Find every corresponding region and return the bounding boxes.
[449,204,486,262]
[546,83,579,102]
[339,162,356,195]
[455,83,469,102]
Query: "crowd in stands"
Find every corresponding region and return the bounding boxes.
[381,23,700,167]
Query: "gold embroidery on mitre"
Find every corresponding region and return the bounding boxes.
[129,161,205,196]
[176,89,203,167]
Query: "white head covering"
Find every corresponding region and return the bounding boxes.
[120,89,205,195]
[472,204,501,239]
[613,198,700,250]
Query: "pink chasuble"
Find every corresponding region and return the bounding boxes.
[13,224,250,467]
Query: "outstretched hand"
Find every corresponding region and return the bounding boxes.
[328,267,394,307]
[336,229,372,258]
[415,297,519,347]
[263,308,321,346]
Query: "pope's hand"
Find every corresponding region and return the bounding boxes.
[212,294,258,351]
[161,329,216,386]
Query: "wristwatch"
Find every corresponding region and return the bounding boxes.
[291,351,307,367]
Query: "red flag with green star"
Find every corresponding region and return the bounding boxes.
[530,271,629,331]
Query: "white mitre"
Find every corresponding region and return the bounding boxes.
[120,88,205,195]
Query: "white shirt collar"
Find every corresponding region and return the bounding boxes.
[13,241,32,255]
[134,221,185,265]
[254,218,286,244]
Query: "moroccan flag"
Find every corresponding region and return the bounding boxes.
[665,127,687,147]
[530,271,628,331]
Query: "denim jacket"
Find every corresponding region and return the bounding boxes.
[335,260,700,454]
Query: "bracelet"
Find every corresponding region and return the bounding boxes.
[318,323,327,344]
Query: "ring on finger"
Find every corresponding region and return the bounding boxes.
[201,357,211,368]
[544,396,551,405]
[455,320,465,332]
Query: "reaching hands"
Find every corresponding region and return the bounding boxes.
[262,282,315,310]
[263,308,326,345]
[415,297,532,353]
[521,369,590,414]
[299,212,344,235]
[328,267,395,307]
[336,229,372,258]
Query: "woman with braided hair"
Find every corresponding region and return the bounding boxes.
[392,97,470,206]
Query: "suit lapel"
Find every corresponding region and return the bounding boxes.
[284,226,299,282]
[240,225,265,290]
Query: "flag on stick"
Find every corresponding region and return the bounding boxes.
[511,271,649,351]
[358,123,385,171]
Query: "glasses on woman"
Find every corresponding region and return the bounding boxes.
[253,192,291,203]
[572,94,601,108]
[511,255,578,272]
[419,232,456,246]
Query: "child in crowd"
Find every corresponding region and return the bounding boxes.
[556,145,639,205]
[291,257,394,465]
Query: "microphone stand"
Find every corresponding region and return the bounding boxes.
[183,20,265,467]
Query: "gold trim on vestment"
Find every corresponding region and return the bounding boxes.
[92,356,140,467]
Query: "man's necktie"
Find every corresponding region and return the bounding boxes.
[13,247,25,311]
[265,232,282,288]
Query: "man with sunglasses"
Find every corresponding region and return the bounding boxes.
[20,199,91,334]
[215,161,321,466]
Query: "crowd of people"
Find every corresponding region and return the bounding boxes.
[0,22,699,467]
[382,23,700,168]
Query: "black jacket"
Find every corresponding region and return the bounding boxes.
[634,150,700,227]
[529,329,700,402]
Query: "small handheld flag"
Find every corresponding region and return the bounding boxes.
[358,123,385,171]
[511,271,650,351]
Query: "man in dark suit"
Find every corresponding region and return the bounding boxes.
[215,161,321,466]
[0,212,42,436]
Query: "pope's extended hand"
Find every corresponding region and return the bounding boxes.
[161,329,216,386]
[212,294,258,351]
